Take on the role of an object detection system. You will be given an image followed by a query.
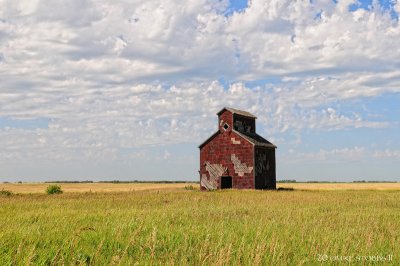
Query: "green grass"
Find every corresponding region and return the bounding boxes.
[0,189,399,265]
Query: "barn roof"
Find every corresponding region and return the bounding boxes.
[198,131,219,149]
[199,129,277,149]
[217,107,257,119]
[233,130,277,148]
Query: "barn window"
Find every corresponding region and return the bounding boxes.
[223,123,229,130]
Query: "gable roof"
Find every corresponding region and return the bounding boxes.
[217,107,257,119]
[199,130,277,149]
[233,130,276,148]
[198,131,219,149]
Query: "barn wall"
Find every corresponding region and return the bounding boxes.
[218,110,233,132]
[254,147,276,189]
[200,129,254,190]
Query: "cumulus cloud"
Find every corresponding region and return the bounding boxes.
[0,0,399,179]
[0,80,390,166]
[395,0,400,14]
[285,146,367,163]
[373,149,400,159]
[285,147,400,163]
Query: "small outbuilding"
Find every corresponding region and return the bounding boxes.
[199,107,276,190]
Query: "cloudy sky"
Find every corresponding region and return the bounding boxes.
[0,0,399,182]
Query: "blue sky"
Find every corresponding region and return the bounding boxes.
[0,0,399,182]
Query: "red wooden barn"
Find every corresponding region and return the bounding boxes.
[199,107,276,190]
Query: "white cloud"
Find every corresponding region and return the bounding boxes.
[0,0,399,178]
[2,0,400,83]
[373,149,400,159]
[283,147,400,166]
[285,146,367,163]
[0,80,389,165]
[395,0,400,14]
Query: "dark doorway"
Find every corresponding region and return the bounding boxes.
[255,148,276,189]
[221,176,232,189]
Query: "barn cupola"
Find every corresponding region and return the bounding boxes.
[217,107,257,133]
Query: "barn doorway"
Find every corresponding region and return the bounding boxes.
[220,176,232,189]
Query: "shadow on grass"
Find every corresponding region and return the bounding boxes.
[277,187,295,191]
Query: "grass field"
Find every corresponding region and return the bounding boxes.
[2,182,400,194]
[1,183,399,265]
[0,182,198,194]
[279,182,400,191]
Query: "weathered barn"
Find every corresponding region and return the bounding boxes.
[199,107,276,190]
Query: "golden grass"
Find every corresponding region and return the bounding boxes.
[0,183,400,194]
[2,182,399,194]
[0,182,198,194]
[278,182,400,190]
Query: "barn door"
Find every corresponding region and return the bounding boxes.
[220,176,232,189]
[255,148,276,189]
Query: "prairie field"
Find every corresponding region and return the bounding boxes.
[0,182,197,194]
[2,182,400,194]
[1,183,399,265]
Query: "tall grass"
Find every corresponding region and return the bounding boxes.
[0,189,399,265]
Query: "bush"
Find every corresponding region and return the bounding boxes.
[0,189,13,196]
[184,185,195,190]
[46,185,63,194]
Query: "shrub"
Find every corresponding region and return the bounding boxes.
[184,185,195,190]
[46,185,63,195]
[0,189,13,196]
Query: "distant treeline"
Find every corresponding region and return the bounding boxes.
[352,180,398,183]
[42,180,199,184]
[98,180,199,184]
[277,180,398,183]
[44,180,94,183]
[2,180,397,184]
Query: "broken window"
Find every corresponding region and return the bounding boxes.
[245,125,251,133]
[234,120,243,131]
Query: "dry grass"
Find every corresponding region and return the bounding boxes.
[278,182,400,191]
[2,182,399,194]
[0,182,198,194]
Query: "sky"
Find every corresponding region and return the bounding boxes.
[0,0,399,182]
